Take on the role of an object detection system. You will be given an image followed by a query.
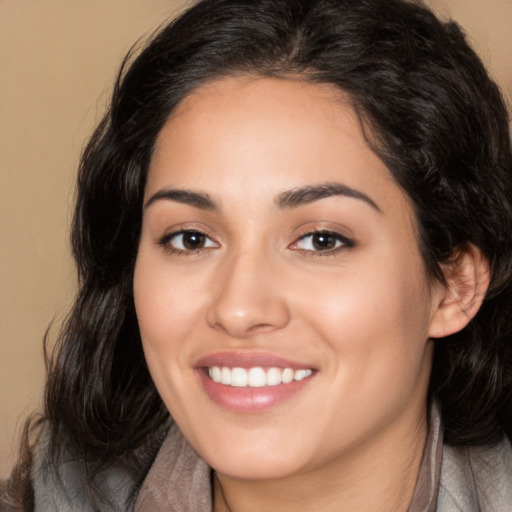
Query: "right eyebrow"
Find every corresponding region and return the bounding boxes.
[144,188,218,211]
[276,182,381,212]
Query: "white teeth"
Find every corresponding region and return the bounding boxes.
[294,369,313,381]
[231,367,248,387]
[221,366,231,385]
[248,367,267,387]
[209,366,222,383]
[282,368,294,384]
[207,366,313,387]
[266,367,282,386]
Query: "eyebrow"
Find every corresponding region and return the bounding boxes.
[276,182,381,212]
[144,182,381,213]
[144,188,218,211]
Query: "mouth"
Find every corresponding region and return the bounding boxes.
[206,366,314,388]
[195,352,317,412]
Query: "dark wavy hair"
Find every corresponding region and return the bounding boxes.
[3,0,512,508]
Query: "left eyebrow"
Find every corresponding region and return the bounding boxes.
[144,188,218,211]
[276,182,381,212]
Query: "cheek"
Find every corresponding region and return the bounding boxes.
[294,249,433,385]
[300,253,430,334]
[133,252,211,426]
[133,251,204,368]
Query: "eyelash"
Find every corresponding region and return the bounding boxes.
[158,229,217,255]
[157,228,354,257]
[291,229,355,256]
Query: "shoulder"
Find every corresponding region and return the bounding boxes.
[32,424,162,512]
[437,435,512,512]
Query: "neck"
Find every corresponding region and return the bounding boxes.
[213,406,428,512]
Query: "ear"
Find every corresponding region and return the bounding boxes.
[428,244,490,339]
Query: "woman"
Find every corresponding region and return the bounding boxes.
[2,0,511,510]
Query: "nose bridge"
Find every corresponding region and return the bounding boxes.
[207,245,290,337]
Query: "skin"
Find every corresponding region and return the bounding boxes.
[134,77,454,511]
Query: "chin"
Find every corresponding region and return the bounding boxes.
[212,456,303,481]
[197,435,312,480]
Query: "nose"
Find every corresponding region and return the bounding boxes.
[206,250,291,338]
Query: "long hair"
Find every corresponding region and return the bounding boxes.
[4,0,512,508]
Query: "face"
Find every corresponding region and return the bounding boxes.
[134,77,443,480]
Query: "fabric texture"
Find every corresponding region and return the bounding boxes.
[29,403,512,511]
[437,441,512,511]
[134,425,211,512]
[407,400,444,512]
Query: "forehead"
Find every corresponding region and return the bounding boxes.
[147,76,411,217]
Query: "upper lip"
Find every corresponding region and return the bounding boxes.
[195,351,316,370]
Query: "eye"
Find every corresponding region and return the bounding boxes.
[292,230,353,253]
[159,230,217,253]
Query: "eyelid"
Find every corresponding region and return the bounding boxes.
[157,226,220,255]
[155,221,215,243]
[289,226,355,255]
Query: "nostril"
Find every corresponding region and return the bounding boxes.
[247,322,278,333]
[207,308,290,338]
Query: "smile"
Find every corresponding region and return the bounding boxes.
[208,366,314,387]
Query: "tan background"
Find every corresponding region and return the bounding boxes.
[1,0,511,478]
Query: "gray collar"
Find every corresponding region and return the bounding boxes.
[135,401,445,512]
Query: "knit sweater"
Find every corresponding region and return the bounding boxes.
[30,403,512,511]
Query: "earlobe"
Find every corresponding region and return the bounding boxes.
[428,244,490,339]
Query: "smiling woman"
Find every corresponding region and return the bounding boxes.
[135,78,441,496]
[2,0,512,511]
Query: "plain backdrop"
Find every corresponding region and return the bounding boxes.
[1,0,511,478]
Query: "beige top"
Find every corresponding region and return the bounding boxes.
[134,404,444,512]
[29,400,512,511]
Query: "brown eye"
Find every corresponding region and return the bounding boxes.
[160,230,217,252]
[293,230,354,253]
[182,231,207,250]
[311,233,337,250]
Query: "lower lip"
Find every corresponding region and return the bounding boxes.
[197,370,313,413]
